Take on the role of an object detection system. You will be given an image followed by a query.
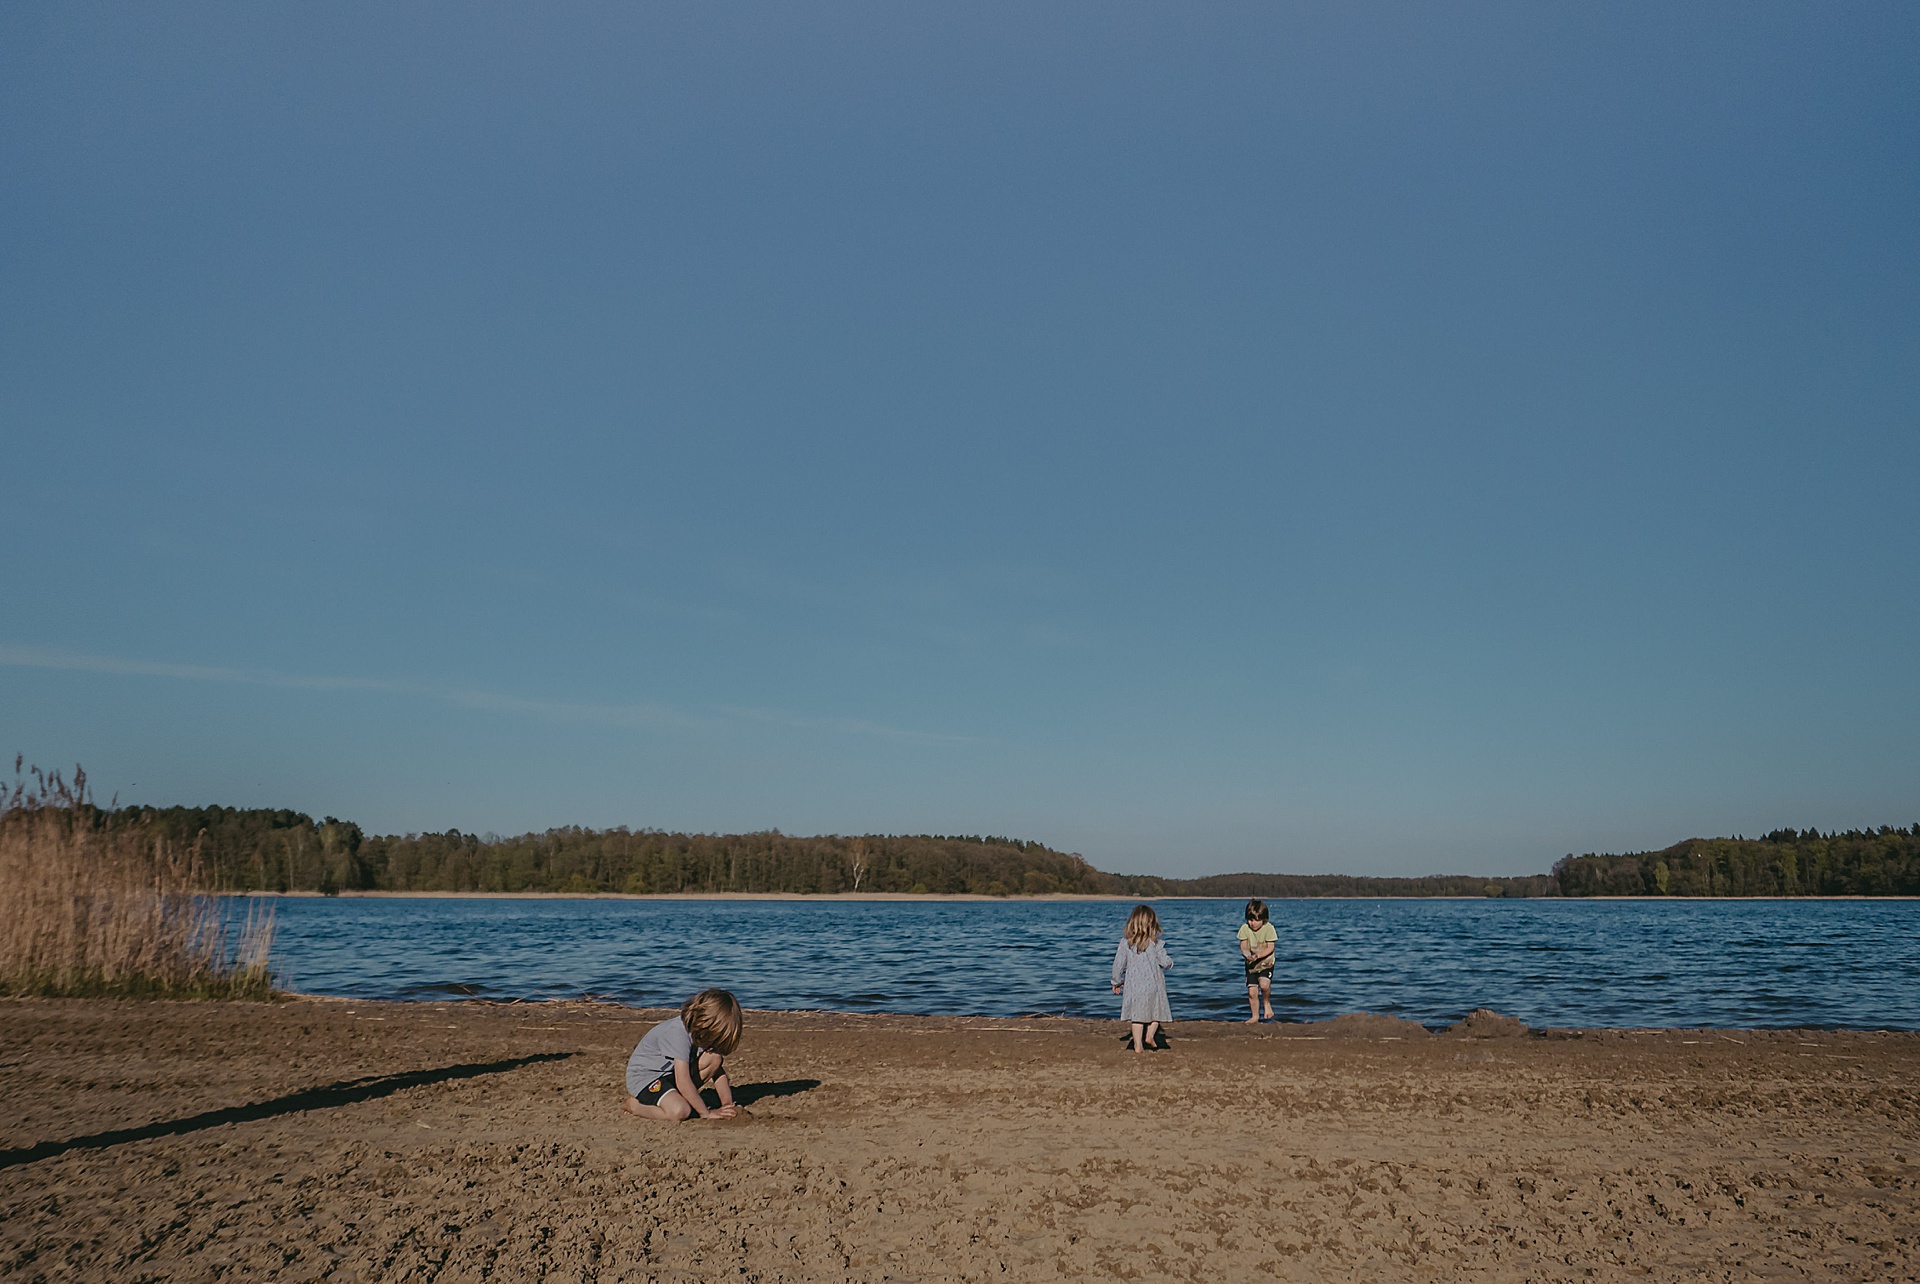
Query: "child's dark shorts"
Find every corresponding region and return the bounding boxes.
[1244,960,1275,984]
[633,1055,721,1106]
[632,1073,677,1106]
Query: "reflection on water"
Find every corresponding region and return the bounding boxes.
[261,896,1920,1029]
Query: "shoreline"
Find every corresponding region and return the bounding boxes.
[264,993,1920,1034]
[11,991,1920,1038]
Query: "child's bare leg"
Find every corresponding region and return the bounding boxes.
[1130,1021,1146,1053]
[1246,984,1260,1023]
[1145,1021,1161,1050]
[698,1052,738,1110]
[697,1051,725,1094]
[623,1090,692,1121]
[1260,976,1275,1021]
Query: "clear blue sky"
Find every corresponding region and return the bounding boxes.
[3,4,1916,876]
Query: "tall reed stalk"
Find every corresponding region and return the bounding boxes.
[0,762,275,999]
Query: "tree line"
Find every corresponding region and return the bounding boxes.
[113,807,1128,896]
[1550,826,1920,897]
[84,802,1920,897]
[1129,871,1562,898]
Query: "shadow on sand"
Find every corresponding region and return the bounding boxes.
[730,1078,823,1107]
[0,1051,576,1170]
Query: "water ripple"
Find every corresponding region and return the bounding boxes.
[258,897,1920,1029]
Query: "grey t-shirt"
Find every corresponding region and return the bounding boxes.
[626,1016,697,1096]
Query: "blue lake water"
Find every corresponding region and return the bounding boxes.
[257,896,1920,1030]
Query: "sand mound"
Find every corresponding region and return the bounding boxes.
[1447,1008,1530,1038]
[1317,1010,1431,1038]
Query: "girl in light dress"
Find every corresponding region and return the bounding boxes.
[1111,903,1173,1053]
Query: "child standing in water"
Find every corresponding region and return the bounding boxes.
[1238,898,1278,1023]
[1111,903,1173,1053]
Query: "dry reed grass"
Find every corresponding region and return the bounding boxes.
[0,761,275,999]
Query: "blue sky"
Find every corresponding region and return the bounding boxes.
[3,3,1916,876]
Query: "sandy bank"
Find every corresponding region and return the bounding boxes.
[2,999,1915,1280]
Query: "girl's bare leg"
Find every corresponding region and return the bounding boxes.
[1260,977,1276,1021]
[1145,1021,1160,1050]
[623,1091,691,1121]
[1246,985,1260,1023]
[1130,1021,1146,1053]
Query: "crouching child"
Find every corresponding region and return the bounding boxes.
[623,988,744,1121]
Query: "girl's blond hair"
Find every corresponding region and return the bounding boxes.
[682,988,743,1055]
[1123,903,1162,950]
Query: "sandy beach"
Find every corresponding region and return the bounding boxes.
[2,999,1915,1282]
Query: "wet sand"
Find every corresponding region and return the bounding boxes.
[1,999,1915,1281]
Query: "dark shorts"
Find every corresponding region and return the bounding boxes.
[633,1054,721,1106]
[1245,961,1275,984]
[632,1072,678,1106]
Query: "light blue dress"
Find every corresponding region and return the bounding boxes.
[1112,939,1173,1023]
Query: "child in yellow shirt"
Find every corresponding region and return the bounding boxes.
[1236,898,1277,1023]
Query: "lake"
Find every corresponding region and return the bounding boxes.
[258,896,1920,1030]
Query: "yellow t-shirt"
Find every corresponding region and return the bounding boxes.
[1237,921,1277,963]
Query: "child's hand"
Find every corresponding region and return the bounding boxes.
[1111,984,1122,994]
[702,1104,738,1120]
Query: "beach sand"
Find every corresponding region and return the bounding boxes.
[1,999,1914,1281]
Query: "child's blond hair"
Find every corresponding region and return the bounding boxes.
[1123,903,1162,950]
[682,988,743,1055]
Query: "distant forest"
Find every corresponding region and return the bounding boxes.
[1551,828,1920,897]
[88,804,1920,898]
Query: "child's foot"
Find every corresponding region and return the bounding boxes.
[1243,1017,1259,1024]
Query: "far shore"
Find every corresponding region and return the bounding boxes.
[234,889,1920,901]
[242,889,1140,902]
